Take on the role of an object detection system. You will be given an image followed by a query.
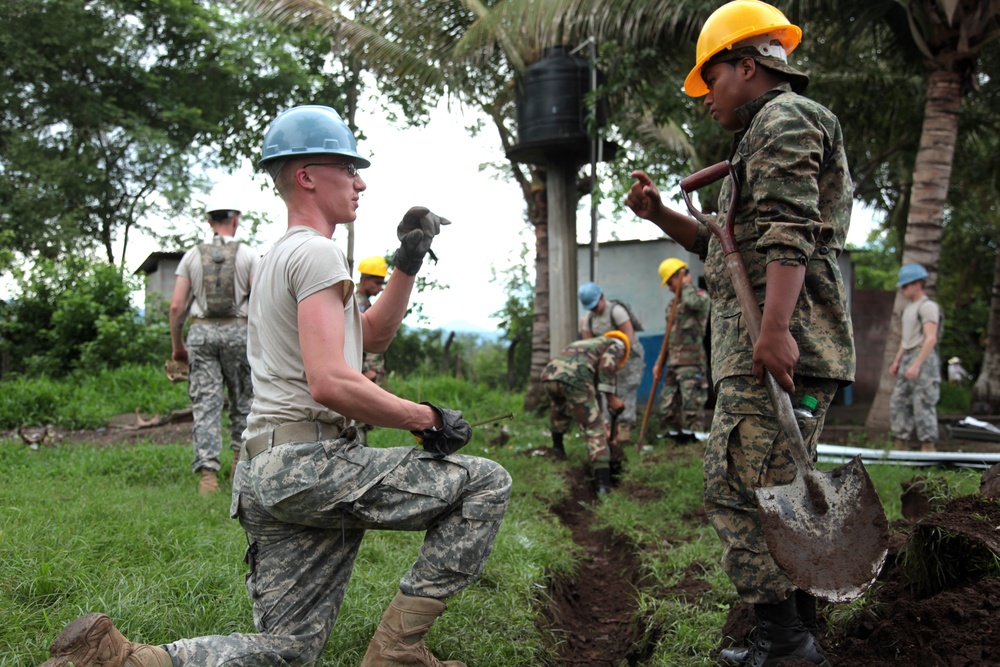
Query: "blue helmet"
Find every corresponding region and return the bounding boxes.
[259,105,371,169]
[897,263,928,287]
[578,281,603,310]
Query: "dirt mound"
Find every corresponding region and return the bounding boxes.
[720,494,1000,666]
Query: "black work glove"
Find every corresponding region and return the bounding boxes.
[392,206,451,275]
[411,401,471,457]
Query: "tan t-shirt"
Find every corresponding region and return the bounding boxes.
[243,226,363,439]
[901,296,940,351]
[176,234,259,318]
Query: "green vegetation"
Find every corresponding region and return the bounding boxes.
[0,369,987,666]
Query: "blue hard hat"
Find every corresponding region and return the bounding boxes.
[897,263,928,287]
[579,282,603,310]
[259,105,371,169]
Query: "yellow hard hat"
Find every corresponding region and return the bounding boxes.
[659,258,688,287]
[684,0,802,97]
[603,330,631,368]
[358,256,388,278]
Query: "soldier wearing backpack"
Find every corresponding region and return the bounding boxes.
[890,263,942,453]
[169,201,259,494]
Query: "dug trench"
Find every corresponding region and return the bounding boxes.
[537,454,1000,667]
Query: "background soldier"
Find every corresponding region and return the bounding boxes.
[355,255,389,444]
[542,331,629,495]
[890,263,942,452]
[653,258,711,441]
[579,281,645,449]
[169,201,258,495]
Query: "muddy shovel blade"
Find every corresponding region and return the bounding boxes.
[755,455,889,603]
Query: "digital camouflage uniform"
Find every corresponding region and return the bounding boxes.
[890,297,942,444]
[541,336,627,467]
[686,83,856,604]
[657,284,711,432]
[150,226,512,666]
[180,236,256,473]
[582,301,645,443]
[355,291,387,445]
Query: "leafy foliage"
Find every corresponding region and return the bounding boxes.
[0,257,170,378]
[0,0,349,268]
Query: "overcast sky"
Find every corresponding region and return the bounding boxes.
[119,96,876,332]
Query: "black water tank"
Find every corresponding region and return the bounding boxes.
[508,46,609,164]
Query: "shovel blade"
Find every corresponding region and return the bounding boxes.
[755,455,889,603]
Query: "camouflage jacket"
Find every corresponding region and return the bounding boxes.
[666,284,711,367]
[688,83,856,384]
[541,336,626,395]
[356,291,387,382]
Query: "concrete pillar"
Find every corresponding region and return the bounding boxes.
[547,159,579,357]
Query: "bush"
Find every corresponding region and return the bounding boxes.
[0,256,170,377]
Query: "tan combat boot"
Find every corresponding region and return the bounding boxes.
[920,441,937,453]
[198,468,219,495]
[360,591,466,667]
[40,613,172,667]
[893,438,910,451]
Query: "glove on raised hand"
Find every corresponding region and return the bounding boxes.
[411,401,472,457]
[392,206,451,275]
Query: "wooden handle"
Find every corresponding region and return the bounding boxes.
[680,161,730,193]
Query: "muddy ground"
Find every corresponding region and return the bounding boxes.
[14,405,1000,666]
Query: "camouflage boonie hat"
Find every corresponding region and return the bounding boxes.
[705,44,809,94]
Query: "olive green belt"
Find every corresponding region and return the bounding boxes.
[243,421,343,460]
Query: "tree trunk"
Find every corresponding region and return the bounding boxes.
[864,70,961,433]
[523,183,550,412]
[972,243,1000,415]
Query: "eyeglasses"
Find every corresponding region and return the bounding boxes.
[303,162,359,177]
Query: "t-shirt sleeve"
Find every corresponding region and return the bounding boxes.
[288,237,352,303]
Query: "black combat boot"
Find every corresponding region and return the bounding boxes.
[719,591,821,665]
[594,467,613,496]
[745,597,828,667]
[551,432,567,460]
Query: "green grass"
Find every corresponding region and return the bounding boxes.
[0,367,988,666]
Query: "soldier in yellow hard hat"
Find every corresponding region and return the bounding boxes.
[652,259,711,441]
[626,2,855,664]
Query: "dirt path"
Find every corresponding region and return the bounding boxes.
[539,466,646,667]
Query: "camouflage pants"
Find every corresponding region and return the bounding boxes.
[187,323,253,473]
[890,348,940,443]
[543,379,610,463]
[162,428,511,666]
[613,351,645,426]
[704,376,838,604]
[657,365,709,432]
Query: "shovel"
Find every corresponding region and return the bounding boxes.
[680,161,889,603]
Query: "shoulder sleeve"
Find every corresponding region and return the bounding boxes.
[919,299,941,325]
[175,246,199,279]
[287,236,352,303]
[610,303,630,327]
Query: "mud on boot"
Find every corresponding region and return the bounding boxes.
[360,591,466,667]
[550,432,567,460]
[40,613,172,667]
[594,467,613,496]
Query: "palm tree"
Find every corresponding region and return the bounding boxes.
[807,0,1000,432]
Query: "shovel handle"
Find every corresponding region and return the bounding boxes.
[683,161,812,472]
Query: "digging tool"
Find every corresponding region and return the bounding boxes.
[636,293,680,454]
[679,160,889,603]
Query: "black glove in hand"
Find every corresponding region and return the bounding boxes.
[411,401,471,457]
[392,206,451,275]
